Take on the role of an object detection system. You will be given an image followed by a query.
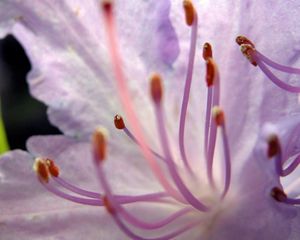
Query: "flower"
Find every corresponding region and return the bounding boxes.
[1,0,300,239]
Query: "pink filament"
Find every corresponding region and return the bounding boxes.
[103,7,184,202]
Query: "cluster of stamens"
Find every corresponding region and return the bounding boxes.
[32,1,300,239]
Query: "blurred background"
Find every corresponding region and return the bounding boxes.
[0,35,60,150]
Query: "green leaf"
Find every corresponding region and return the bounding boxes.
[0,99,9,154]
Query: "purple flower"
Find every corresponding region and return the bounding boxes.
[1,0,300,239]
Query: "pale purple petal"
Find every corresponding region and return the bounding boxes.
[0,0,178,140]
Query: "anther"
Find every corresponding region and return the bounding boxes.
[267,134,281,158]
[33,158,49,183]
[45,159,60,177]
[183,0,196,26]
[206,58,216,87]
[271,187,287,202]
[93,127,108,163]
[150,73,163,103]
[114,114,125,130]
[203,42,213,61]
[236,35,255,48]
[103,195,116,215]
[212,106,225,126]
[240,44,257,66]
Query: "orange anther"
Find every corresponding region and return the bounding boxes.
[212,106,225,126]
[150,73,163,103]
[203,42,213,61]
[93,128,107,163]
[114,115,125,130]
[183,0,196,26]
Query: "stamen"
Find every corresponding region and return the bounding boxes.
[178,4,198,172]
[92,127,108,163]
[235,35,255,48]
[267,134,283,176]
[113,114,166,162]
[114,114,125,130]
[152,78,209,211]
[271,187,287,202]
[150,73,163,104]
[183,0,196,26]
[33,158,49,183]
[236,36,300,92]
[204,57,220,187]
[212,106,231,198]
[122,126,166,163]
[203,42,213,61]
[42,181,104,206]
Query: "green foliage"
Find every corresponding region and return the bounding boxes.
[0,100,9,154]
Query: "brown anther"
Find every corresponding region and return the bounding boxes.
[203,42,213,61]
[150,73,163,103]
[34,159,49,183]
[206,58,216,87]
[114,114,125,130]
[103,196,116,215]
[212,106,225,126]
[240,44,257,66]
[93,128,107,163]
[46,159,60,177]
[101,0,113,13]
[271,187,287,202]
[236,35,255,48]
[267,134,281,158]
[183,0,196,26]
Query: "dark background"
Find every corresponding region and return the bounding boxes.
[0,35,60,150]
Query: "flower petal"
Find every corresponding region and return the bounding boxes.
[0,1,179,140]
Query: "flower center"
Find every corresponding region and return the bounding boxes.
[32,1,300,239]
